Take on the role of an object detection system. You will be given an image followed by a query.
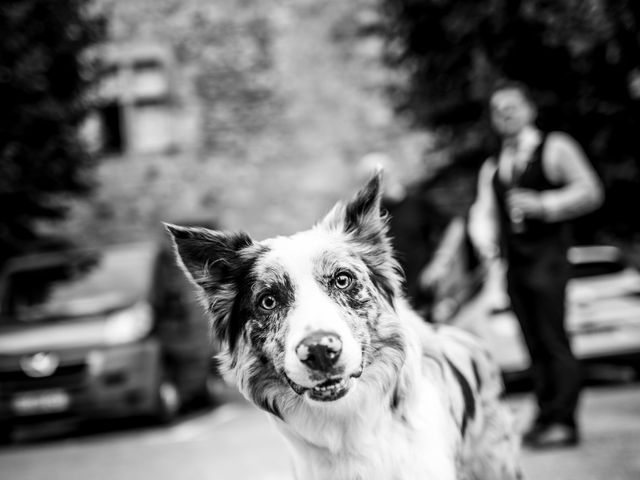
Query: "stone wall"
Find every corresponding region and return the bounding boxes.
[61,0,433,244]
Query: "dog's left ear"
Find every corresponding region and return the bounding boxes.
[321,169,387,242]
[320,170,403,303]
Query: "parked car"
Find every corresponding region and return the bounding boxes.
[480,245,640,380]
[0,240,219,442]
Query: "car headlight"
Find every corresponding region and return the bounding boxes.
[103,302,153,345]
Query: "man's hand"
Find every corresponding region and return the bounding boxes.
[506,188,545,219]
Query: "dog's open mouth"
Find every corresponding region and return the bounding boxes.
[285,371,362,402]
[308,377,351,402]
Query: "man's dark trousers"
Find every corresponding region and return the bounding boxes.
[507,257,581,427]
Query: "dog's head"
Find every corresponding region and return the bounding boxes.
[165,172,406,416]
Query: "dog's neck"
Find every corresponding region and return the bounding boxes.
[276,385,399,454]
[271,327,457,480]
[274,319,449,454]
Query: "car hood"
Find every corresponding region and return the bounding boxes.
[0,316,112,355]
[569,268,640,302]
[568,268,640,330]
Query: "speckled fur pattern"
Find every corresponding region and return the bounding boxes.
[166,173,523,480]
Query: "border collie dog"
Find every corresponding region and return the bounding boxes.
[166,173,523,480]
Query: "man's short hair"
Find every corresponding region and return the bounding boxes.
[488,79,535,106]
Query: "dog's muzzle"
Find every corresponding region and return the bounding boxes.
[295,331,342,372]
[286,331,362,402]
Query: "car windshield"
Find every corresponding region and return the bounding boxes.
[0,244,156,323]
[569,246,627,278]
[571,260,626,278]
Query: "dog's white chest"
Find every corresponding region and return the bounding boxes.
[288,428,457,480]
[280,393,458,480]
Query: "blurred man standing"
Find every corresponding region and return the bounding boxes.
[468,81,603,448]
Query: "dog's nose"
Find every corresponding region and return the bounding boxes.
[295,331,343,371]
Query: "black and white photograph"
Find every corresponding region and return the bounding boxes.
[1,1,640,479]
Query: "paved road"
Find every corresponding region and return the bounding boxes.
[512,384,640,480]
[1,381,640,480]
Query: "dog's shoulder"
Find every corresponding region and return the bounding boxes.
[435,324,503,397]
[399,311,505,436]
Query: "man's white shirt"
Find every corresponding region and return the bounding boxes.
[468,127,604,262]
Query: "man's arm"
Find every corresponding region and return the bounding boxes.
[467,159,500,261]
[539,132,604,222]
[507,132,604,222]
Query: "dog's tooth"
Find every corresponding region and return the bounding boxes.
[310,377,351,398]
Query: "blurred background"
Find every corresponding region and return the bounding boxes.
[2,0,640,479]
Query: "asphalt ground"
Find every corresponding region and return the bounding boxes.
[1,380,639,480]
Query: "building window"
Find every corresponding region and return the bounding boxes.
[87,42,175,156]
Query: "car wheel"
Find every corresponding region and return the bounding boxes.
[202,373,223,406]
[154,377,182,424]
[0,425,13,445]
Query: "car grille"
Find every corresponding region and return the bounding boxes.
[0,362,87,394]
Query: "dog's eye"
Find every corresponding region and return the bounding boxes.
[259,294,278,311]
[334,272,353,290]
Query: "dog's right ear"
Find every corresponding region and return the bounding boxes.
[164,223,253,286]
[164,223,254,346]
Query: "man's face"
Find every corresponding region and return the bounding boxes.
[490,88,535,137]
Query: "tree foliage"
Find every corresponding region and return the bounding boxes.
[0,0,104,262]
[380,0,640,239]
